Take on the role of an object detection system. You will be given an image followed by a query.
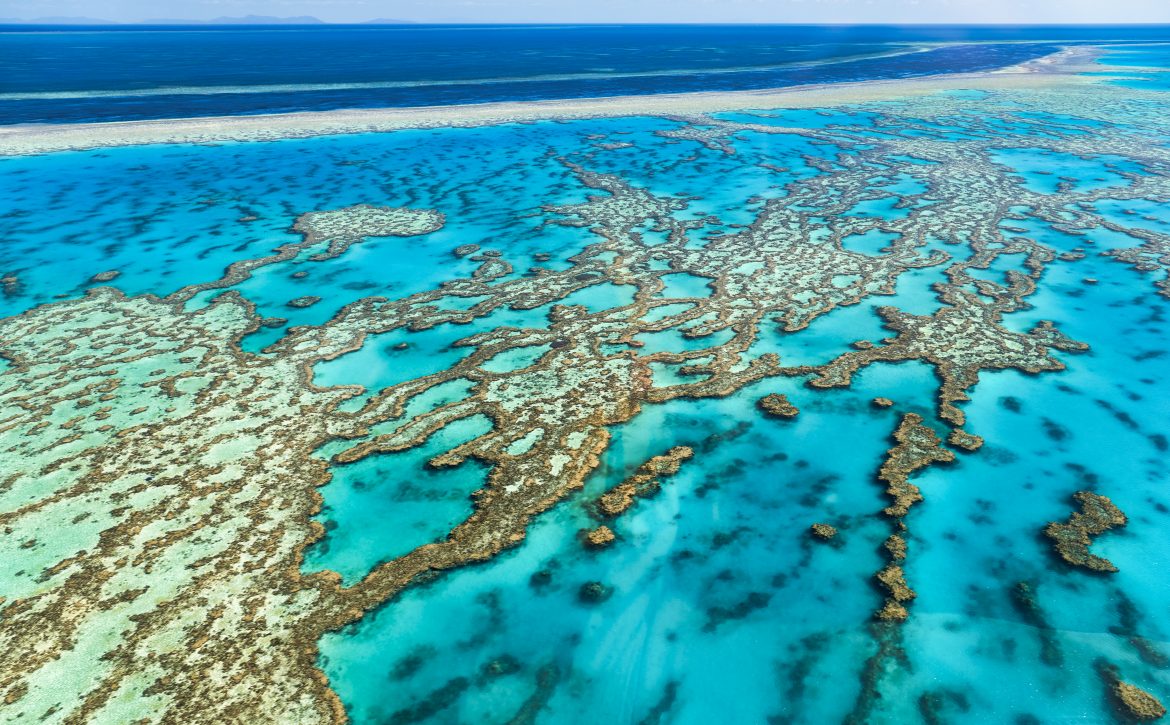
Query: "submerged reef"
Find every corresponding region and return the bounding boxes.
[1012,581,1064,667]
[596,446,694,517]
[1045,491,1128,572]
[5,60,1170,722]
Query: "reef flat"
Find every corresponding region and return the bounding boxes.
[2,44,1170,723]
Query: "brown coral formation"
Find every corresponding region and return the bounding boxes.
[287,295,322,308]
[811,288,1088,426]
[0,74,1141,721]
[883,534,907,561]
[872,397,894,408]
[1116,682,1167,721]
[584,525,616,548]
[597,447,694,517]
[878,414,955,518]
[810,523,838,540]
[170,203,445,303]
[875,565,916,604]
[947,428,984,451]
[0,290,350,721]
[867,414,953,623]
[90,270,120,283]
[1045,491,1128,572]
[875,600,909,623]
[758,393,800,418]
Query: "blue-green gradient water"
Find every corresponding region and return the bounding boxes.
[3,41,1170,724]
[5,25,1170,123]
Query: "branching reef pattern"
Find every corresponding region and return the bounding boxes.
[3,66,1170,722]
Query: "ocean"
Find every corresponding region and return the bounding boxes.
[1,24,1170,725]
[2,24,1169,123]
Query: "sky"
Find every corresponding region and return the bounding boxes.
[4,0,1170,24]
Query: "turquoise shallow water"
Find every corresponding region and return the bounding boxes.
[4,45,1170,724]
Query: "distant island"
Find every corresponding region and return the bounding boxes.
[143,15,326,24]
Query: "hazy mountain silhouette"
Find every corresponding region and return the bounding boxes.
[143,15,326,24]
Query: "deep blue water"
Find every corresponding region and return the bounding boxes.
[3,24,1170,123]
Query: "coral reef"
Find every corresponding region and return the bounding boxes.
[812,290,1087,426]
[5,59,1167,721]
[584,525,616,548]
[1100,661,1168,721]
[287,295,322,308]
[1116,682,1167,721]
[947,429,984,452]
[758,393,799,418]
[878,414,955,518]
[1011,581,1064,667]
[578,581,613,604]
[1045,491,1128,572]
[597,447,694,517]
[864,414,953,623]
[875,565,916,604]
[884,535,907,561]
[810,523,838,540]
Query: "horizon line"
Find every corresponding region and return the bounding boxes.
[5,20,1170,27]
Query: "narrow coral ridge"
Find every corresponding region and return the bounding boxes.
[597,446,694,517]
[872,413,954,623]
[878,413,955,519]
